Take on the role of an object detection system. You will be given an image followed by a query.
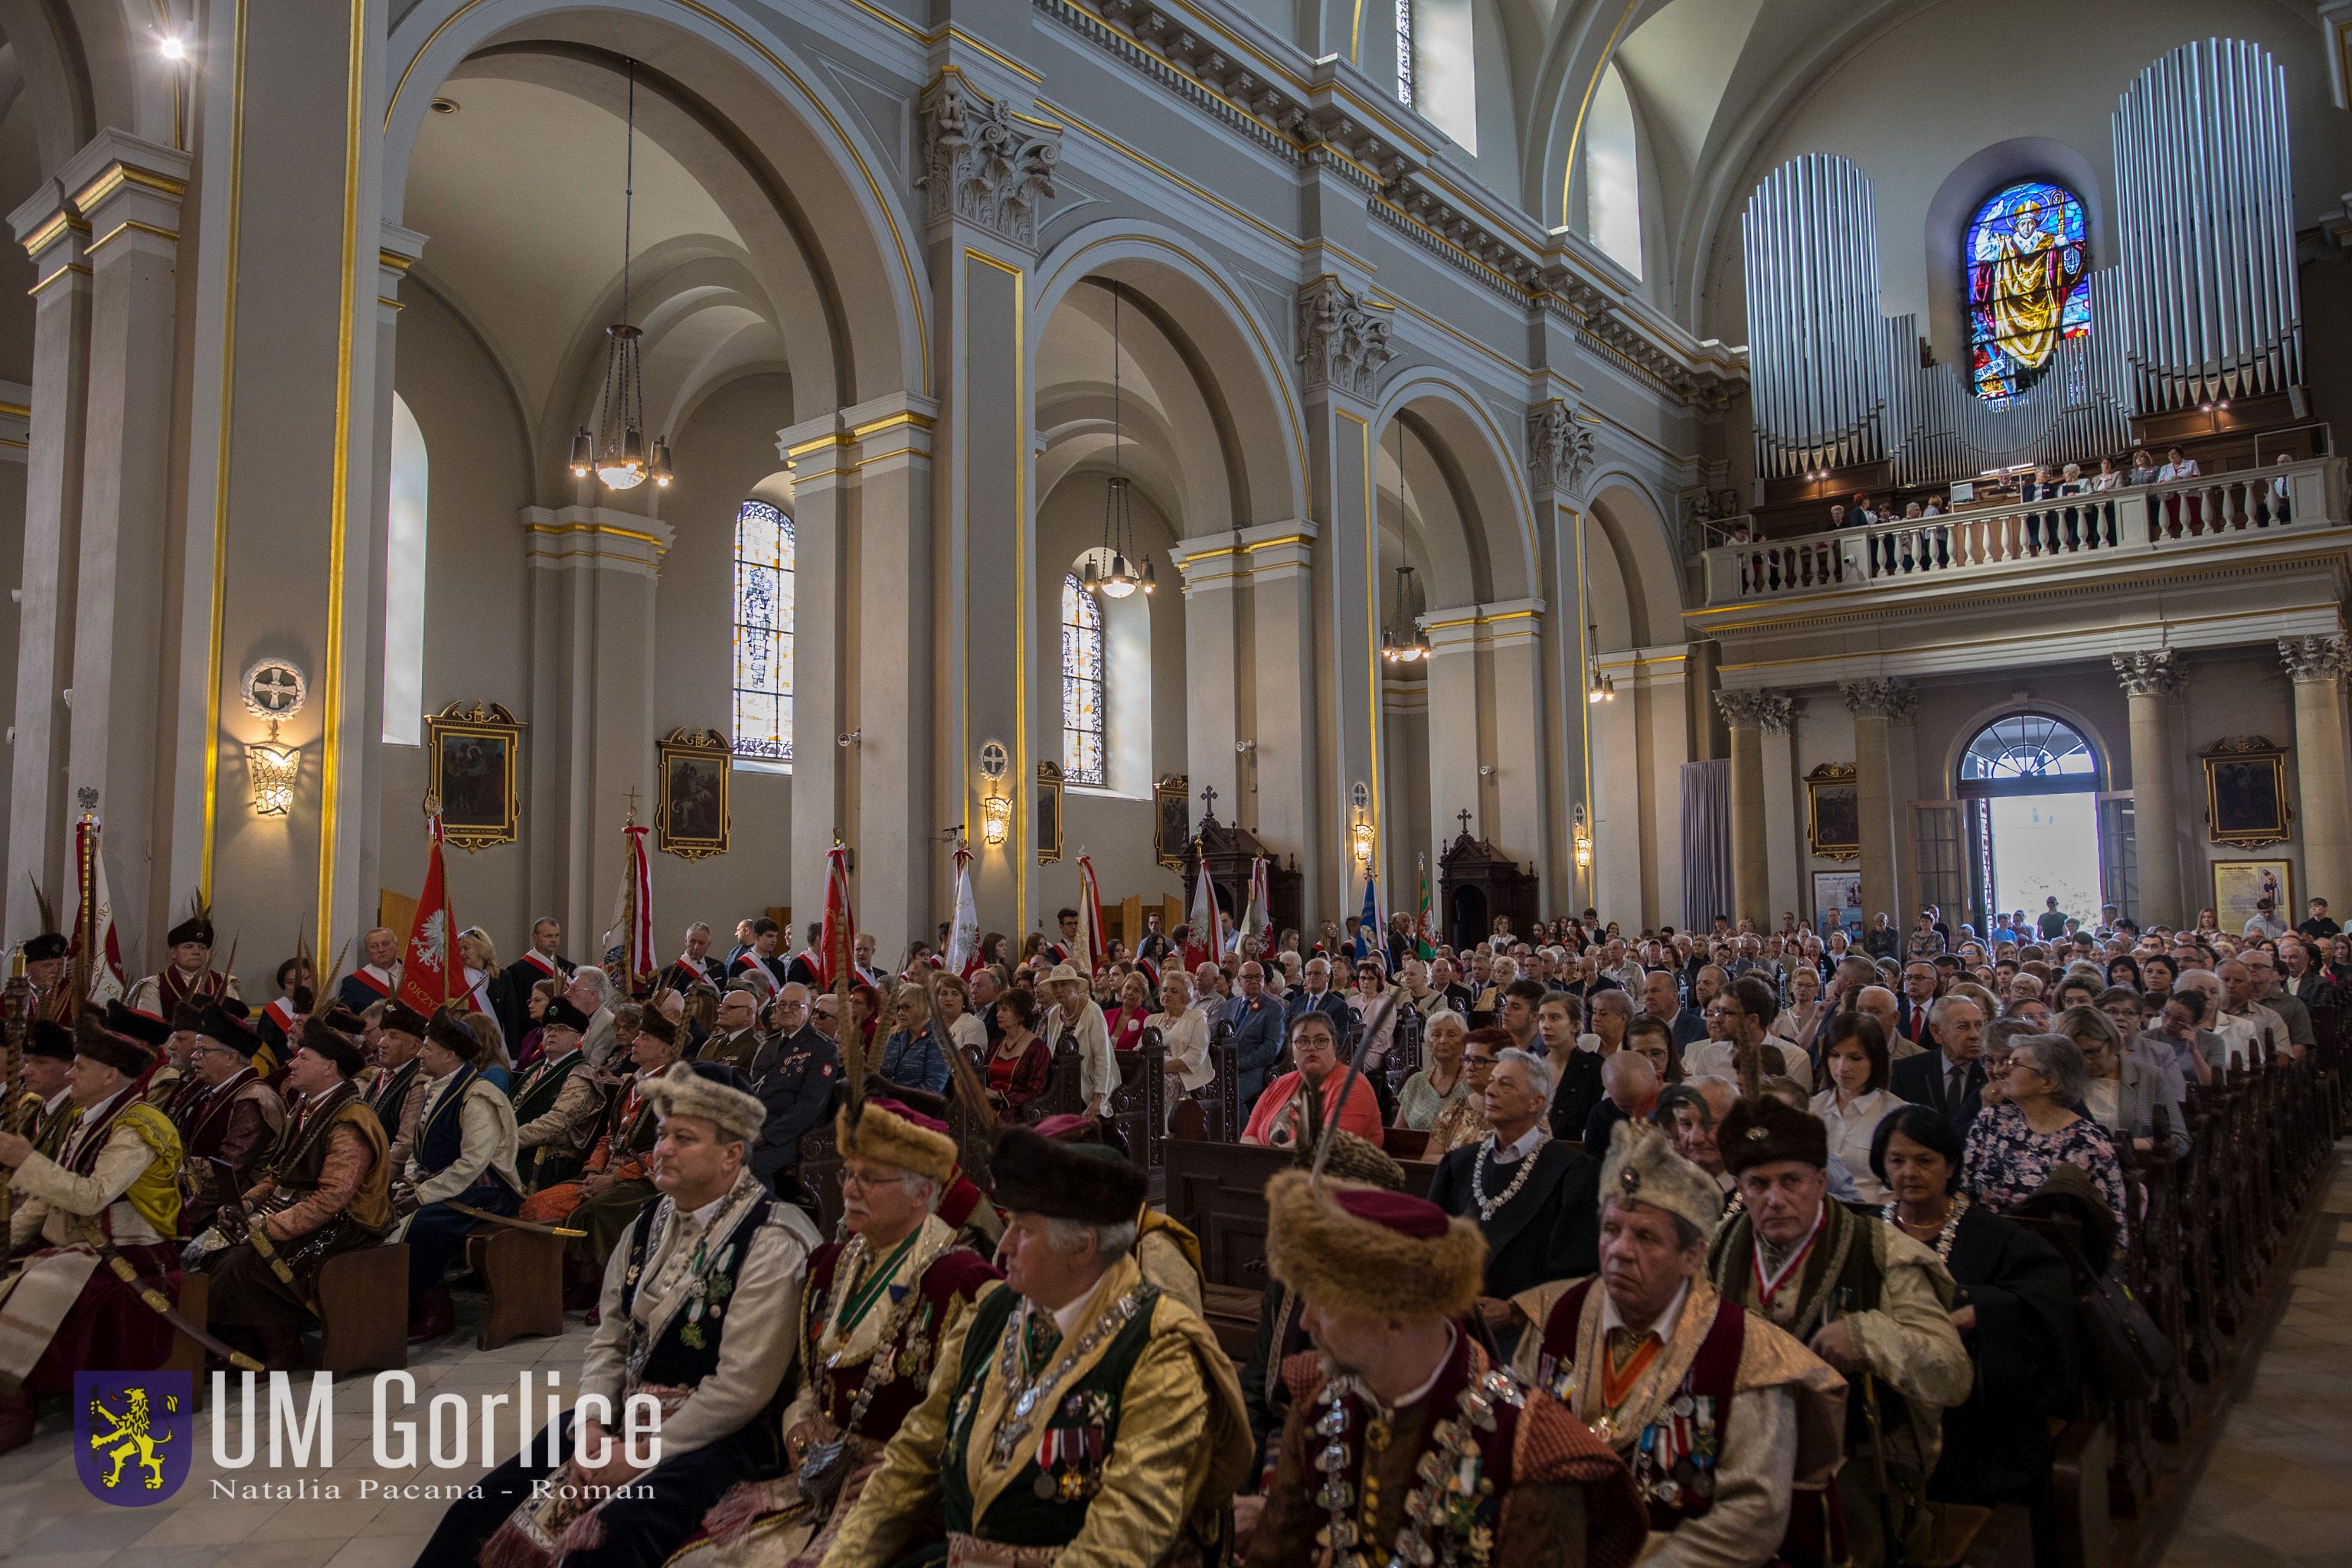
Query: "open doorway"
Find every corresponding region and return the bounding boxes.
[1958,714,2110,939]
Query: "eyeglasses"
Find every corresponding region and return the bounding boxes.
[1463,1055,1498,1069]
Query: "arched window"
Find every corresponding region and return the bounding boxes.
[1958,712,2099,792]
[1583,63,1642,279]
[1965,180,2089,406]
[1061,573,1105,786]
[732,500,795,763]
[382,394,429,744]
[1393,0,1477,152]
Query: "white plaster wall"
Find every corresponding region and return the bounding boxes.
[0,457,21,841]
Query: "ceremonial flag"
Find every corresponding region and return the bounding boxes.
[1354,873,1384,965]
[1235,856,1271,956]
[68,817,126,1005]
[1183,850,1225,971]
[1415,855,1436,960]
[1076,854,1109,973]
[817,844,856,991]
[945,844,981,977]
[602,818,655,995]
[397,815,457,1014]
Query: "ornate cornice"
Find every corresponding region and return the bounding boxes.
[1296,277,1393,399]
[1840,679,1918,723]
[917,77,1061,250]
[2278,634,2350,684]
[1527,400,1595,495]
[1716,690,1795,733]
[2111,648,2185,697]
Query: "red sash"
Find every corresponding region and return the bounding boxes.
[351,967,394,998]
[518,952,559,981]
[263,997,299,1035]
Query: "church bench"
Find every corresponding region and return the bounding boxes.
[316,1243,410,1374]
[162,1271,211,1409]
[1199,1282,1263,1362]
[464,1223,564,1351]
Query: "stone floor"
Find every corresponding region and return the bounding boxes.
[7,1164,2352,1568]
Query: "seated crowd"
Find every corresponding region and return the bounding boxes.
[0,890,2334,1567]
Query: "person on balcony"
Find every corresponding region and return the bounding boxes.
[2158,445,2200,481]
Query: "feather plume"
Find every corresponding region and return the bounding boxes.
[942,1032,999,1134]
[1736,1033,1766,1108]
[1308,990,1397,1184]
[26,874,58,939]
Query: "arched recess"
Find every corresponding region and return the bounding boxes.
[383,0,927,416]
[1584,472,1683,648]
[1583,472,1687,929]
[0,0,94,176]
[1922,137,2106,377]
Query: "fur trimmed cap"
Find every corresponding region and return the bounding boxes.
[1717,1094,1830,1176]
[171,998,207,1033]
[318,1003,366,1035]
[1600,1119,1725,1236]
[544,997,593,1034]
[74,1013,155,1079]
[635,1006,680,1047]
[26,1018,75,1061]
[198,1001,261,1059]
[379,999,430,1039]
[105,1001,174,1049]
[297,1016,368,1077]
[643,1058,765,1142]
[1264,1170,1487,1321]
[424,1007,483,1065]
[165,911,215,949]
[988,1124,1147,1227]
[1293,1129,1406,1193]
[22,932,67,963]
[838,1096,959,1184]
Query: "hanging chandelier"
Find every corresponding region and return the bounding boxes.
[1086,283,1153,599]
[568,59,674,494]
[1380,565,1429,662]
[1586,622,1615,702]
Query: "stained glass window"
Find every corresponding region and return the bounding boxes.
[733,500,794,762]
[1062,573,1105,787]
[1965,180,2089,406]
[1960,714,2097,785]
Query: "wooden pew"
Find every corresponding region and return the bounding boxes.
[465,1223,565,1351]
[316,1243,411,1374]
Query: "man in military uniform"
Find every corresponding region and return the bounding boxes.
[393,1008,521,1341]
[513,996,606,1189]
[195,1014,393,1367]
[1246,1171,1648,1568]
[824,1125,1254,1567]
[128,900,241,1019]
[1513,1122,1849,1568]
[745,985,838,1204]
[0,1018,184,1408]
[419,1060,822,1568]
[365,999,430,1164]
[174,1001,288,1236]
[668,1096,1000,1567]
[21,932,71,1024]
[1704,1064,1971,1567]
[17,1020,81,1161]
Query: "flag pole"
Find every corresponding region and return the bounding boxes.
[74,808,96,1022]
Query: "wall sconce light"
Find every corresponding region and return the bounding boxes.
[838,730,861,749]
[982,791,1011,846]
[247,722,299,817]
[1235,739,1256,755]
[1573,805,1593,870]
[1350,816,1374,866]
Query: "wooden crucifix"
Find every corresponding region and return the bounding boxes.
[1456,808,1473,838]
[1200,783,1219,822]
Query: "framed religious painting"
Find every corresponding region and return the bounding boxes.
[2213,861,2292,936]
[657,727,731,861]
[1037,761,1063,865]
[426,701,522,851]
[1805,763,1861,861]
[2201,736,2292,848]
[1154,774,1191,871]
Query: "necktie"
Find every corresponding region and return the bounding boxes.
[1948,1063,1965,1106]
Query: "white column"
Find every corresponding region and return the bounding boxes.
[1484,599,1549,878]
[1423,614,1482,861]
[2280,637,2352,912]
[1170,529,1245,821]
[1717,690,1794,929]
[850,394,939,956]
[1589,648,1642,923]
[5,178,92,939]
[361,224,426,926]
[1243,524,1318,871]
[781,413,848,937]
[1762,712,1802,923]
[1843,679,1918,926]
[2112,651,2185,928]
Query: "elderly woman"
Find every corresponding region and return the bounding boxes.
[984,988,1054,1113]
[1769,961,1829,1060]
[1426,1027,1498,1155]
[1873,1106,2076,1563]
[1963,1032,2128,1245]
[932,972,987,1057]
[1104,970,1153,1053]
[1146,969,1212,1123]
[2056,1004,2187,1161]
[877,982,951,1096]
[1808,1011,1906,1203]
[1393,1008,1470,1131]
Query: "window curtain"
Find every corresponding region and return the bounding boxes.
[1681,759,1732,933]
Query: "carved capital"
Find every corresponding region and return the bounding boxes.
[1715,689,1795,734]
[916,77,1060,250]
[1840,679,1918,724]
[1527,400,1595,494]
[2278,635,2350,684]
[2111,649,2184,697]
[1295,277,1393,399]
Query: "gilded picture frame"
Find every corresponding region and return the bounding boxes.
[2201,736,2292,849]
[1037,761,1064,865]
[1805,763,1861,861]
[1154,774,1191,871]
[426,701,523,851]
[657,727,732,861]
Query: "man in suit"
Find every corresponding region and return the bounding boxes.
[658,921,727,995]
[2282,936,2334,1010]
[784,921,826,986]
[1284,956,1354,1036]
[1641,969,1707,1054]
[2245,946,2317,1055]
[496,917,573,1046]
[1428,1047,1600,1354]
[697,984,766,1073]
[1223,960,1288,1110]
[745,983,838,1203]
[728,918,789,994]
[340,927,403,1013]
[1893,959,1942,1050]
[1890,995,1988,1133]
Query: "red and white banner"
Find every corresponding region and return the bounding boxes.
[1076,854,1109,974]
[69,818,126,1005]
[817,844,857,991]
[1234,855,1272,956]
[603,821,655,992]
[945,844,981,978]
[397,815,459,1014]
[1183,854,1226,972]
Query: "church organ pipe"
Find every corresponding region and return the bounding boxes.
[1742,153,1885,479]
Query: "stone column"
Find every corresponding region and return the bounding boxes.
[2280,636,2352,910]
[5,174,93,936]
[1170,529,1247,825]
[920,74,1057,939]
[2112,650,2185,927]
[1717,690,1793,929]
[1485,600,1551,896]
[850,394,939,956]
[361,224,426,930]
[1843,679,1918,926]
[779,413,848,936]
[1297,275,1393,925]
[1243,526,1317,858]
[1422,612,1483,862]
[1528,400,1595,904]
